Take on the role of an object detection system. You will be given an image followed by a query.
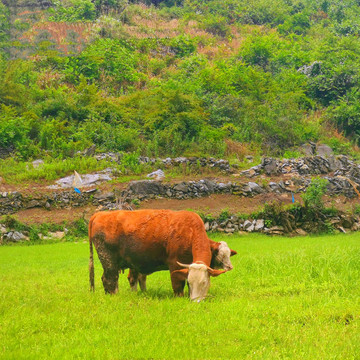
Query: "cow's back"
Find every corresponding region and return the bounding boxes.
[89,209,211,273]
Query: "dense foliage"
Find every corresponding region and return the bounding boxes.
[1,0,360,159]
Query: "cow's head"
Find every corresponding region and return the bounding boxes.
[211,241,237,271]
[172,262,225,302]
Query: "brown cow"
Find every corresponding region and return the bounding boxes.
[127,240,237,292]
[89,209,232,301]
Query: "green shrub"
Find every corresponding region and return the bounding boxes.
[170,35,197,58]
[301,177,328,212]
[202,15,230,37]
[328,89,360,144]
[218,208,231,222]
[0,3,10,46]
[66,218,89,238]
[278,13,310,35]
[0,105,29,149]
[48,0,96,22]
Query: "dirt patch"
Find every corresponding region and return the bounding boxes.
[12,205,97,225]
[138,193,302,216]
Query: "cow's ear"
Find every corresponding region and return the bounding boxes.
[171,269,189,281]
[230,249,237,256]
[210,241,220,251]
[208,269,226,277]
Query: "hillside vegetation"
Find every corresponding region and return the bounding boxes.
[0,0,360,161]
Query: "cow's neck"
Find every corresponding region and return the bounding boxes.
[192,237,211,266]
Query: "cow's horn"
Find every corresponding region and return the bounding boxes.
[177,261,190,269]
[207,265,225,272]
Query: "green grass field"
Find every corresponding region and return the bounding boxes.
[1,233,360,360]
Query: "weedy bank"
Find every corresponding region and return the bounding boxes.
[1,233,360,359]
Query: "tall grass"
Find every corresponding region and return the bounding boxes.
[1,234,360,359]
[0,157,114,184]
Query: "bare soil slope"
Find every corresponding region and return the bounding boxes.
[12,192,358,225]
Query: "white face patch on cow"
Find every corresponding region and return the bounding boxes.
[215,241,233,271]
[187,263,211,302]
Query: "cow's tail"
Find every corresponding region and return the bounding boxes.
[89,217,95,292]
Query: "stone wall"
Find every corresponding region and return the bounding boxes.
[202,213,360,235]
[1,174,359,216]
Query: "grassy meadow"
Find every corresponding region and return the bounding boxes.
[1,233,360,359]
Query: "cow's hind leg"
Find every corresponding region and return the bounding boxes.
[128,269,138,291]
[128,270,147,292]
[96,239,119,294]
[138,274,147,292]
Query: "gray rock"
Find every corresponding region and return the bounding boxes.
[94,192,115,201]
[0,225,6,234]
[295,228,307,236]
[32,159,44,168]
[95,152,119,162]
[163,157,172,165]
[49,231,65,239]
[147,169,165,180]
[217,182,231,191]
[254,219,265,231]
[300,144,315,156]
[297,61,322,77]
[268,182,281,193]
[200,179,216,192]
[316,144,333,157]
[173,182,189,192]
[243,182,263,194]
[262,157,278,175]
[84,145,96,157]
[26,200,41,209]
[243,220,253,230]
[4,231,26,242]
[265,226,285,235]
[48,171,113,189]
[211,221,219,231]
[246,224,255,232]
[129,181,166,195]
[174,157,187,164]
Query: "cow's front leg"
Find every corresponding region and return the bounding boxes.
[170,270,186,297]
[101,268,119,294]
[96,240,119,294]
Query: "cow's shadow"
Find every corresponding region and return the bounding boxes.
[134,288,188,300]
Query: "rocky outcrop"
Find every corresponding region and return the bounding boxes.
[241,155,357,178]
[139,156,231,173]
[48,169,113,189]
[93,153,232,173]
[0,145,15,159]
